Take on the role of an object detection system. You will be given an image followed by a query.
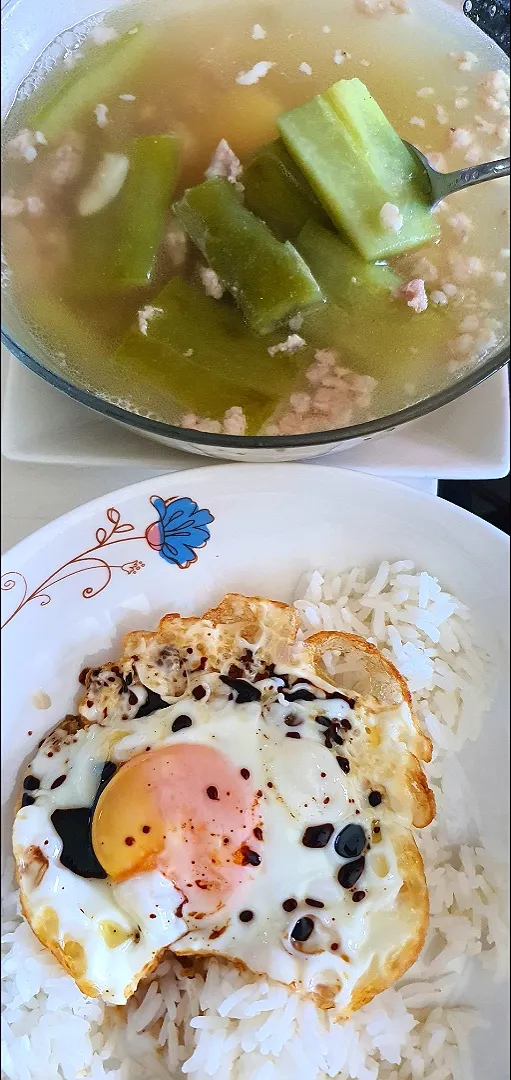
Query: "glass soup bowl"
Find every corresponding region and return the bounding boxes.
[1,0,509,463]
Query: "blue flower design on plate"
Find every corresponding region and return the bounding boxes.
[145,496,214,569]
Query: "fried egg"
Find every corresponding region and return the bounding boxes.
[13,595,434,1014]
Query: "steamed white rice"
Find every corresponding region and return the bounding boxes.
[2,561,509,1080]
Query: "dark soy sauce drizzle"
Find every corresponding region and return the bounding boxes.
[136,689,169,718]
[291,917,315,942]
[219,677,262,703]
[326,690,356,707]
[23,775,40,791]
[51,807,107,878]
[302,823,334,849]
[51,761,117,879]
[338,856,365,890]
[334,824,366,860]
[283,688,317,703]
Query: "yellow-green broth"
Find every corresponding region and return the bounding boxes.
[2,0,509,434]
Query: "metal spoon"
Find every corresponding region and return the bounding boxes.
[403,141,510,209]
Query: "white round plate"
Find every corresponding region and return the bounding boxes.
[1,464,509,1076]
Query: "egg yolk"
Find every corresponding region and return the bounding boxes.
[92,744,259,914]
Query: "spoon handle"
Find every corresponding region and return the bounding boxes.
[437,157,510,202]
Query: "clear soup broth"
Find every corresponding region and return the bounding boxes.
[2,0,509,436]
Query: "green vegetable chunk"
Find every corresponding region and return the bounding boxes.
[297,220,401,304]
[243,139,330,242]
[117,331,273,431]
[75,135,180,291]
[173,178,323,333]
[277,79,440,261]
[115,135,180,287]
[296,220,444,376]
[29,26,152,144]
[115,279,313,431]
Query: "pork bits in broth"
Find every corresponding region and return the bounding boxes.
[2,0,509,437]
